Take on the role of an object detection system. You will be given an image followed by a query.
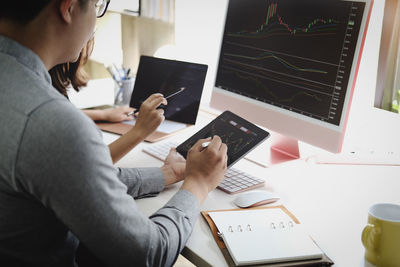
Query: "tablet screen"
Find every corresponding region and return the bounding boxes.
[176,111,270,167]
[130,56,208,125]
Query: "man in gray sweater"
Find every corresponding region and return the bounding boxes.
[0,0,228,266]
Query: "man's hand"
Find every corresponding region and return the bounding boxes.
[161,148,186,186]
[181,136,228,204]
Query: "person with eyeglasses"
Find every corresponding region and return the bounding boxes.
[96,0,111,18]
[0,1,228,267]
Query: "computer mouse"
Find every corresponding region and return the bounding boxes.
[233,190,280,208]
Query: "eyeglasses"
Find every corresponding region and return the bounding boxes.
[95,0,110,18]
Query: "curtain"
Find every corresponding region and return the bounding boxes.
[379,0,400,112]
[141,0,175,23]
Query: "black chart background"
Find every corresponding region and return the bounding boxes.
[130,56,208,125]
[177,111,270,167]
[215,0,365,126]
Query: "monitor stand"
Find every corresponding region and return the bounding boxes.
[244,132,300,167]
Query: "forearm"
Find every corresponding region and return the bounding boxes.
[108,126,146,163]
[117,167,165,198]
[82,109,107,121]
[147,189,201,266]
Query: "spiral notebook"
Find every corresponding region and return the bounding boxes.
[201,206,333,267]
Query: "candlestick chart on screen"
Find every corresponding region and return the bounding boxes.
[216,0,365,125]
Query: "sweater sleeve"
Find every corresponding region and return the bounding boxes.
[116,167,165,198]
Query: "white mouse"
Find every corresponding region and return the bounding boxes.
[233,190,280,208]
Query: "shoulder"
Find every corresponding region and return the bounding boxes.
[25,99,104,153]
[16,98,114,190]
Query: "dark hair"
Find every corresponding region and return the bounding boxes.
[49,38,94,96]
[0,1,51,24]
[0,0,89,25]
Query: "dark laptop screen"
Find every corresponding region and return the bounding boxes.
[130,56,208,125]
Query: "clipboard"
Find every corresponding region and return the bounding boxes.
[201,205,334,267]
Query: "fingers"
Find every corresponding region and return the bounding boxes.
[169,147,185,159]
[219,142,228,154]
[145,93,168,109]
[147,93,163,100]
[220,143,228,168]
[207,136,222,151]
[165,147,186,166]
[137,94,166,119]
[191,137,213,152]
[190,136,224,153]
[120,106,134,113]
[207,137,227,167]
[124,115,134,121]
[123,107,135,118]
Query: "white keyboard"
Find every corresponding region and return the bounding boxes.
[143,141,265,194]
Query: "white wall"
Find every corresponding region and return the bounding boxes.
[174,0,400,152]
[91,12,123,66]
[174,0,228,106]
[343,0,400,152]
[121,15,175,74]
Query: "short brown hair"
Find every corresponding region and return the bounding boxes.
[49,38,94,96]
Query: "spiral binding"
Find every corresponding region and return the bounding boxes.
[225,220,295,233]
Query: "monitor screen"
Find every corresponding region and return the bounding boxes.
[210,0,373,163]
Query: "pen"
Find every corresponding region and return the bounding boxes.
[126,110,137,117]
[127,87,186,117]
[201,141,211,148]
[164,87,185,100]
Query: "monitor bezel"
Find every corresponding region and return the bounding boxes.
[210,0,374,153]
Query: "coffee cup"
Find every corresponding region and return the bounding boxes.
[362,203,400,267]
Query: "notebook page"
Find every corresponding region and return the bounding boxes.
[223,226,323,266]
[208,209,323,266]
[208,208,293,233]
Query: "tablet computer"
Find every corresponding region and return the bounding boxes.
[130,56,208,125]
[97,56,208,142]
[176,111,270,167]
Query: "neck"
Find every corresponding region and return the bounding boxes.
[0,18,60,70]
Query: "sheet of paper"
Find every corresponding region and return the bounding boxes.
[122,119,187,134]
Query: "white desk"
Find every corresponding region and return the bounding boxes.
[102,111,400,267]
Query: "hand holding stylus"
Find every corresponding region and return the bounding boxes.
[131,93,167,138]
[127,87,185,117]
[181,136,228,203]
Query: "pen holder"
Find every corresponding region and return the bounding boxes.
[114,78,134,106]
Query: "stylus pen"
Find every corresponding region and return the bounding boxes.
[201,141,211,149]
[127,87,186,117]
[164,87,185,100]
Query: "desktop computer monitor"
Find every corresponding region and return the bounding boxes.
[210,0,373,166]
